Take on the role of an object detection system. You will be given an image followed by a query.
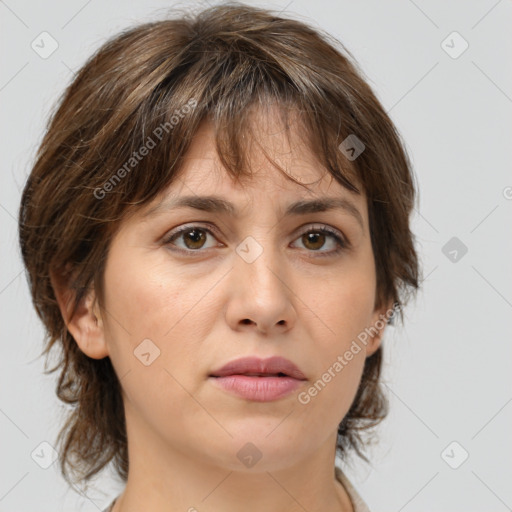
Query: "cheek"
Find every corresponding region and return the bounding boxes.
[306,267,376,349]
[290,271,376,431]
[103,245,195,339]
[295,349,366,442]
[101,245,223,380]
[100,249,214,424]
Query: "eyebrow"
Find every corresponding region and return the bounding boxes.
[143,195,364,229]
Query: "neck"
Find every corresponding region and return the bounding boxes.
[111,406,353,512]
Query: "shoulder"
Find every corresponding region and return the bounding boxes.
[335,466,372,512]
[102,497,117,512]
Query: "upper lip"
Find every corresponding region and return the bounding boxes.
[209,356,307,380]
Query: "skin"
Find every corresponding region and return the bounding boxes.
[54,106,391,512]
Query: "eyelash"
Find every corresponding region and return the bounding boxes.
[162,224,348,258]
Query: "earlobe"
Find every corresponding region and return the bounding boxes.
[50,269,109,360]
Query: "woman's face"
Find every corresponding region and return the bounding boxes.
[87,108,390,472]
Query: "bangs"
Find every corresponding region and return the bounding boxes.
[84,29,363,222]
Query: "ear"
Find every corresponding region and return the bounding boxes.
[365,301,395,357]
[50,268,109,359]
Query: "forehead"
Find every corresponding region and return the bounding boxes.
[168,107,365,212]
[134,105,368,233]
[181,115,322,188]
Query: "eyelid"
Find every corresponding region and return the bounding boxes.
[292,222,345,240]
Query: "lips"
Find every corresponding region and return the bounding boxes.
[209,356,307,380]
[209,356,307,402]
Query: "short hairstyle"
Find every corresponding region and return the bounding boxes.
[18,2,420,489]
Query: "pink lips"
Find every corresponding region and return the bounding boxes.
[209,356,307,402]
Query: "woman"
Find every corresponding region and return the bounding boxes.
[18,3,420,511]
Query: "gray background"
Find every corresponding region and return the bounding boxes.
[1,0,511,510]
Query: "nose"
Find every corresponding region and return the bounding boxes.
[224,241,297,335]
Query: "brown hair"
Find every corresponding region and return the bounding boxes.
[18,1,420,490]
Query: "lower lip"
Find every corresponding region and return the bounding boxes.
[210,375,304,402]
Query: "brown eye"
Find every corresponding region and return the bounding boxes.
[181,228,207,249]
[165,226,217,251]
[301,231,326,251]
[291,226,347,257]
